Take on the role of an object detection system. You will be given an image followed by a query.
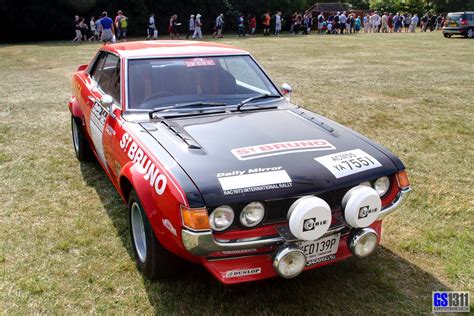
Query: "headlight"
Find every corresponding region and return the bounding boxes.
[209,205,234,231]
[273,247,306,278]
[240,202,265,227]
[374,176,390,196]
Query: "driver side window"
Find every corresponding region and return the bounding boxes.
[90,52,121,105]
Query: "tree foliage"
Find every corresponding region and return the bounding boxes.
[2,0,473,41]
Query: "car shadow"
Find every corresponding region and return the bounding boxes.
[79,160,451,314]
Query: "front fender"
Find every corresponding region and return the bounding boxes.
[119,160,199,263]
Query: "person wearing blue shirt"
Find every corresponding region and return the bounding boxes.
[100,11,114,43]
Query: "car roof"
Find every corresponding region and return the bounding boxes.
[102,40,250,58]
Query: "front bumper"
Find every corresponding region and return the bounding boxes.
[181,188,411,256]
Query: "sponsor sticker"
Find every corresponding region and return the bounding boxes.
[184,58,216,67]
[314,149,382,178]
[217,166,292,195]
[224,268,262,279]
[232,139,335,161]
[306,254,336,266]
[119,133,168,195]
[432,291,470,313]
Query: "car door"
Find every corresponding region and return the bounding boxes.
[87,51,122,178]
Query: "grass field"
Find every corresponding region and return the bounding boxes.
[0,32,473,314]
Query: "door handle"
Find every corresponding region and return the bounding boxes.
[88,95,96,103]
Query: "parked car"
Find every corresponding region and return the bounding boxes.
[443,11,474,38]
[68,41,411,284]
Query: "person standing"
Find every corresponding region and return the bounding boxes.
[192,14,203,39]
[262,11,271,36]
[249,15,256,35]
[355,15,361,33]
[333,12,340,34]
[381,12,388,32]
[147,13,156,40]
[373,11,381,32]
[79,17,88,42]
[274,11,282,36]
[404,14,412,32]
[169,15,181,40]
[187,15,195,39]
[114,11,127,41]
[410,14,419,32]
[339,11,347,34]
[100,11,114,44]
[89,16,97,41]
[72,15,82,43]
[317,12,325,34]
[237,14,245,37]
[213,13,224,38]
[387,13,393,32]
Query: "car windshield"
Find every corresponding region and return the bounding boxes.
[127,55,280,110]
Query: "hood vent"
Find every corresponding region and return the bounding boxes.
[160,120,202,149]
[290,109,335,133]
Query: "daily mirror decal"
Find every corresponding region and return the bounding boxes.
[232,139,335,161]
[217,166,292,195]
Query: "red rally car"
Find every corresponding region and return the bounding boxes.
[68,41,411,284]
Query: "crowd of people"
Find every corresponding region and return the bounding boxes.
[72,11,128,43]
[72,9,447,44]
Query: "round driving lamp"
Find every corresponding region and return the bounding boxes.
[240,202,265,228]
[374,176,390,197]
[349,228,378,258]
[209,205,234,231]
[273,247,306,278]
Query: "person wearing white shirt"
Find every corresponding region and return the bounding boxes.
[192,14,203,39]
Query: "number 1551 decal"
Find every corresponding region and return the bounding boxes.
[314,149,382,178]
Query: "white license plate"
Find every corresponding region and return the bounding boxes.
[298,233,340,262]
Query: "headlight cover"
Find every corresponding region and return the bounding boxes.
[209,205,234,231]
[240,202,265,227]
[374,176,390,197]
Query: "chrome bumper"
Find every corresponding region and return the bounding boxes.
[182,187,411,256]
[377,187,411,220]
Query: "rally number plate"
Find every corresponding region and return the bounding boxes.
[297,233,341,262]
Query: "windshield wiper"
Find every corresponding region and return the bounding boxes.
[236,94,281,111]
[149,102,227,118]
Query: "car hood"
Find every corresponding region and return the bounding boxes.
[141,107,403,206]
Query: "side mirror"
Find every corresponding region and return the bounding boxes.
[281,83,292,101]
[101,95,120,119]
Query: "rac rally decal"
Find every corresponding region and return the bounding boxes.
[120,133,167,195]
[217,166,292,195]
[232,139,335,161]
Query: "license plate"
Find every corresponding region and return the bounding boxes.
[298,233,340,262]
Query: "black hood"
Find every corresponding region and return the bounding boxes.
[142,106,403,206]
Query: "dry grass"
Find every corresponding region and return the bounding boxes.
[0,32,473,314]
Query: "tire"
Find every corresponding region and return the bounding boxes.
[128,190,181,280]
[443,33,451,38]
[467,28,474,39]
[71,116,92,161]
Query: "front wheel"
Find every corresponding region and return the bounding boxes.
[443,33,451,38]
[128,190,181,280]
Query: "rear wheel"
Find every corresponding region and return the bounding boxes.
[71,116,92,161]
[466,28,473,38]
[443,33,451,38]
[128,190,181,280]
